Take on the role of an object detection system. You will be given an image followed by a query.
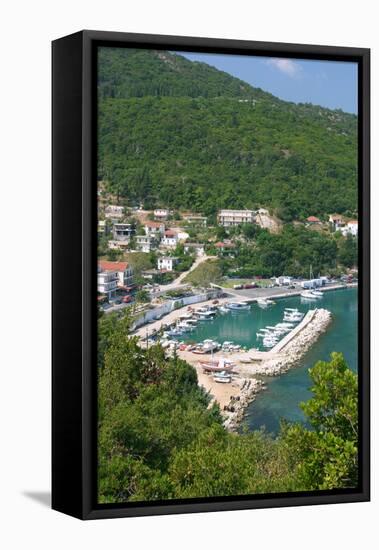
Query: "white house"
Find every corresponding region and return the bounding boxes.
[157,256,179,271]
[97,270,118,299]
[218,209,254,227]
[161,230,178,248]
[105,205,124,219]
[98,260,133,289]
[144,221,165,237]
[338,219,358,237]
[345,220,358,237]
[177,231,190,242]
[154,208,170,221]
[136,234,158,253]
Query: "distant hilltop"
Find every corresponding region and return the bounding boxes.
[98,48,357,222]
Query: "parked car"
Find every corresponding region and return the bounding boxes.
[122,295,133,304]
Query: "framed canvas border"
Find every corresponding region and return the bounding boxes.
[52,30,370,520]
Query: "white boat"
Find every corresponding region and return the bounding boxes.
[226,302,250,310]
[179,312,193,320]
[284,308,299,312]
[218,305,229,313]
[311,290,324,297]
[177,321,194,331]
[213,371,232,383]
[196,310,215,320]
[202,340,220,353]
[257,298,275,308]
[301,290,318,300]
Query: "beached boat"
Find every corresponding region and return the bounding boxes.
[213,371,232,383]
[202,340,220,353]
[199,358,234,372]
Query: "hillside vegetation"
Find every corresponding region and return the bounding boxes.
[98,48,357,220]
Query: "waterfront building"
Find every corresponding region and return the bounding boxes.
[98,260,133,289]
[218,209,254,227]
[275,276,294,286]
[97,270,118,299]
[157,256,179,271]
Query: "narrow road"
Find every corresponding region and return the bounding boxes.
[158,255,217,292]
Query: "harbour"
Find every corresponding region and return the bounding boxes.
[135,285,357,432]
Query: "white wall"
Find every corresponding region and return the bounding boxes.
[1,1,377,548]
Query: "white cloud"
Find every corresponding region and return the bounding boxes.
[265,58,302,77]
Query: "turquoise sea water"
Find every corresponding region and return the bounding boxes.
[181,288,358,434]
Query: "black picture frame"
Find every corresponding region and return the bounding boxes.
[52,30,370,520]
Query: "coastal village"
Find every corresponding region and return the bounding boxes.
[97,195,358,429]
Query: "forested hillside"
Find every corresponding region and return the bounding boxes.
[98,48,357,220]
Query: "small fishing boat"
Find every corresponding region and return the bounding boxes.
[213,371,232,383]
[257,298,275,308]
[226,302,250,310]
[202,339,220,353]
[218,305,229,313]
[301,290,318,300]
[199,359,234,373]
[311,290,324,297]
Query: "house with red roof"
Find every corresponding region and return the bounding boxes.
[144,221,165,236]
[98,260,133,289]
[161,229,179,248]
[306,216,322,225]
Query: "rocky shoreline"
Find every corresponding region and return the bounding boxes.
[221,308,332,431]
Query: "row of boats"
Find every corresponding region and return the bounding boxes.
[256,308,305,349]
[162,302,251,338]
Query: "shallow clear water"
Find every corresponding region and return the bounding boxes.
[180,288,358,434]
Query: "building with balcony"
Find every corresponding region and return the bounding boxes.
[112,223,134,242]
[97,270,118,299]
[161,230,178,248]
[144,221,165,237]
[136,234,158,253]
[217,209,254,227]
[98,260,133,289]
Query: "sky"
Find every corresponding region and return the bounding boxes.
[179,52,358,114]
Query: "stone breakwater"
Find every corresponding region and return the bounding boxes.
[222,308,332,430]
[223,378,266,431]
